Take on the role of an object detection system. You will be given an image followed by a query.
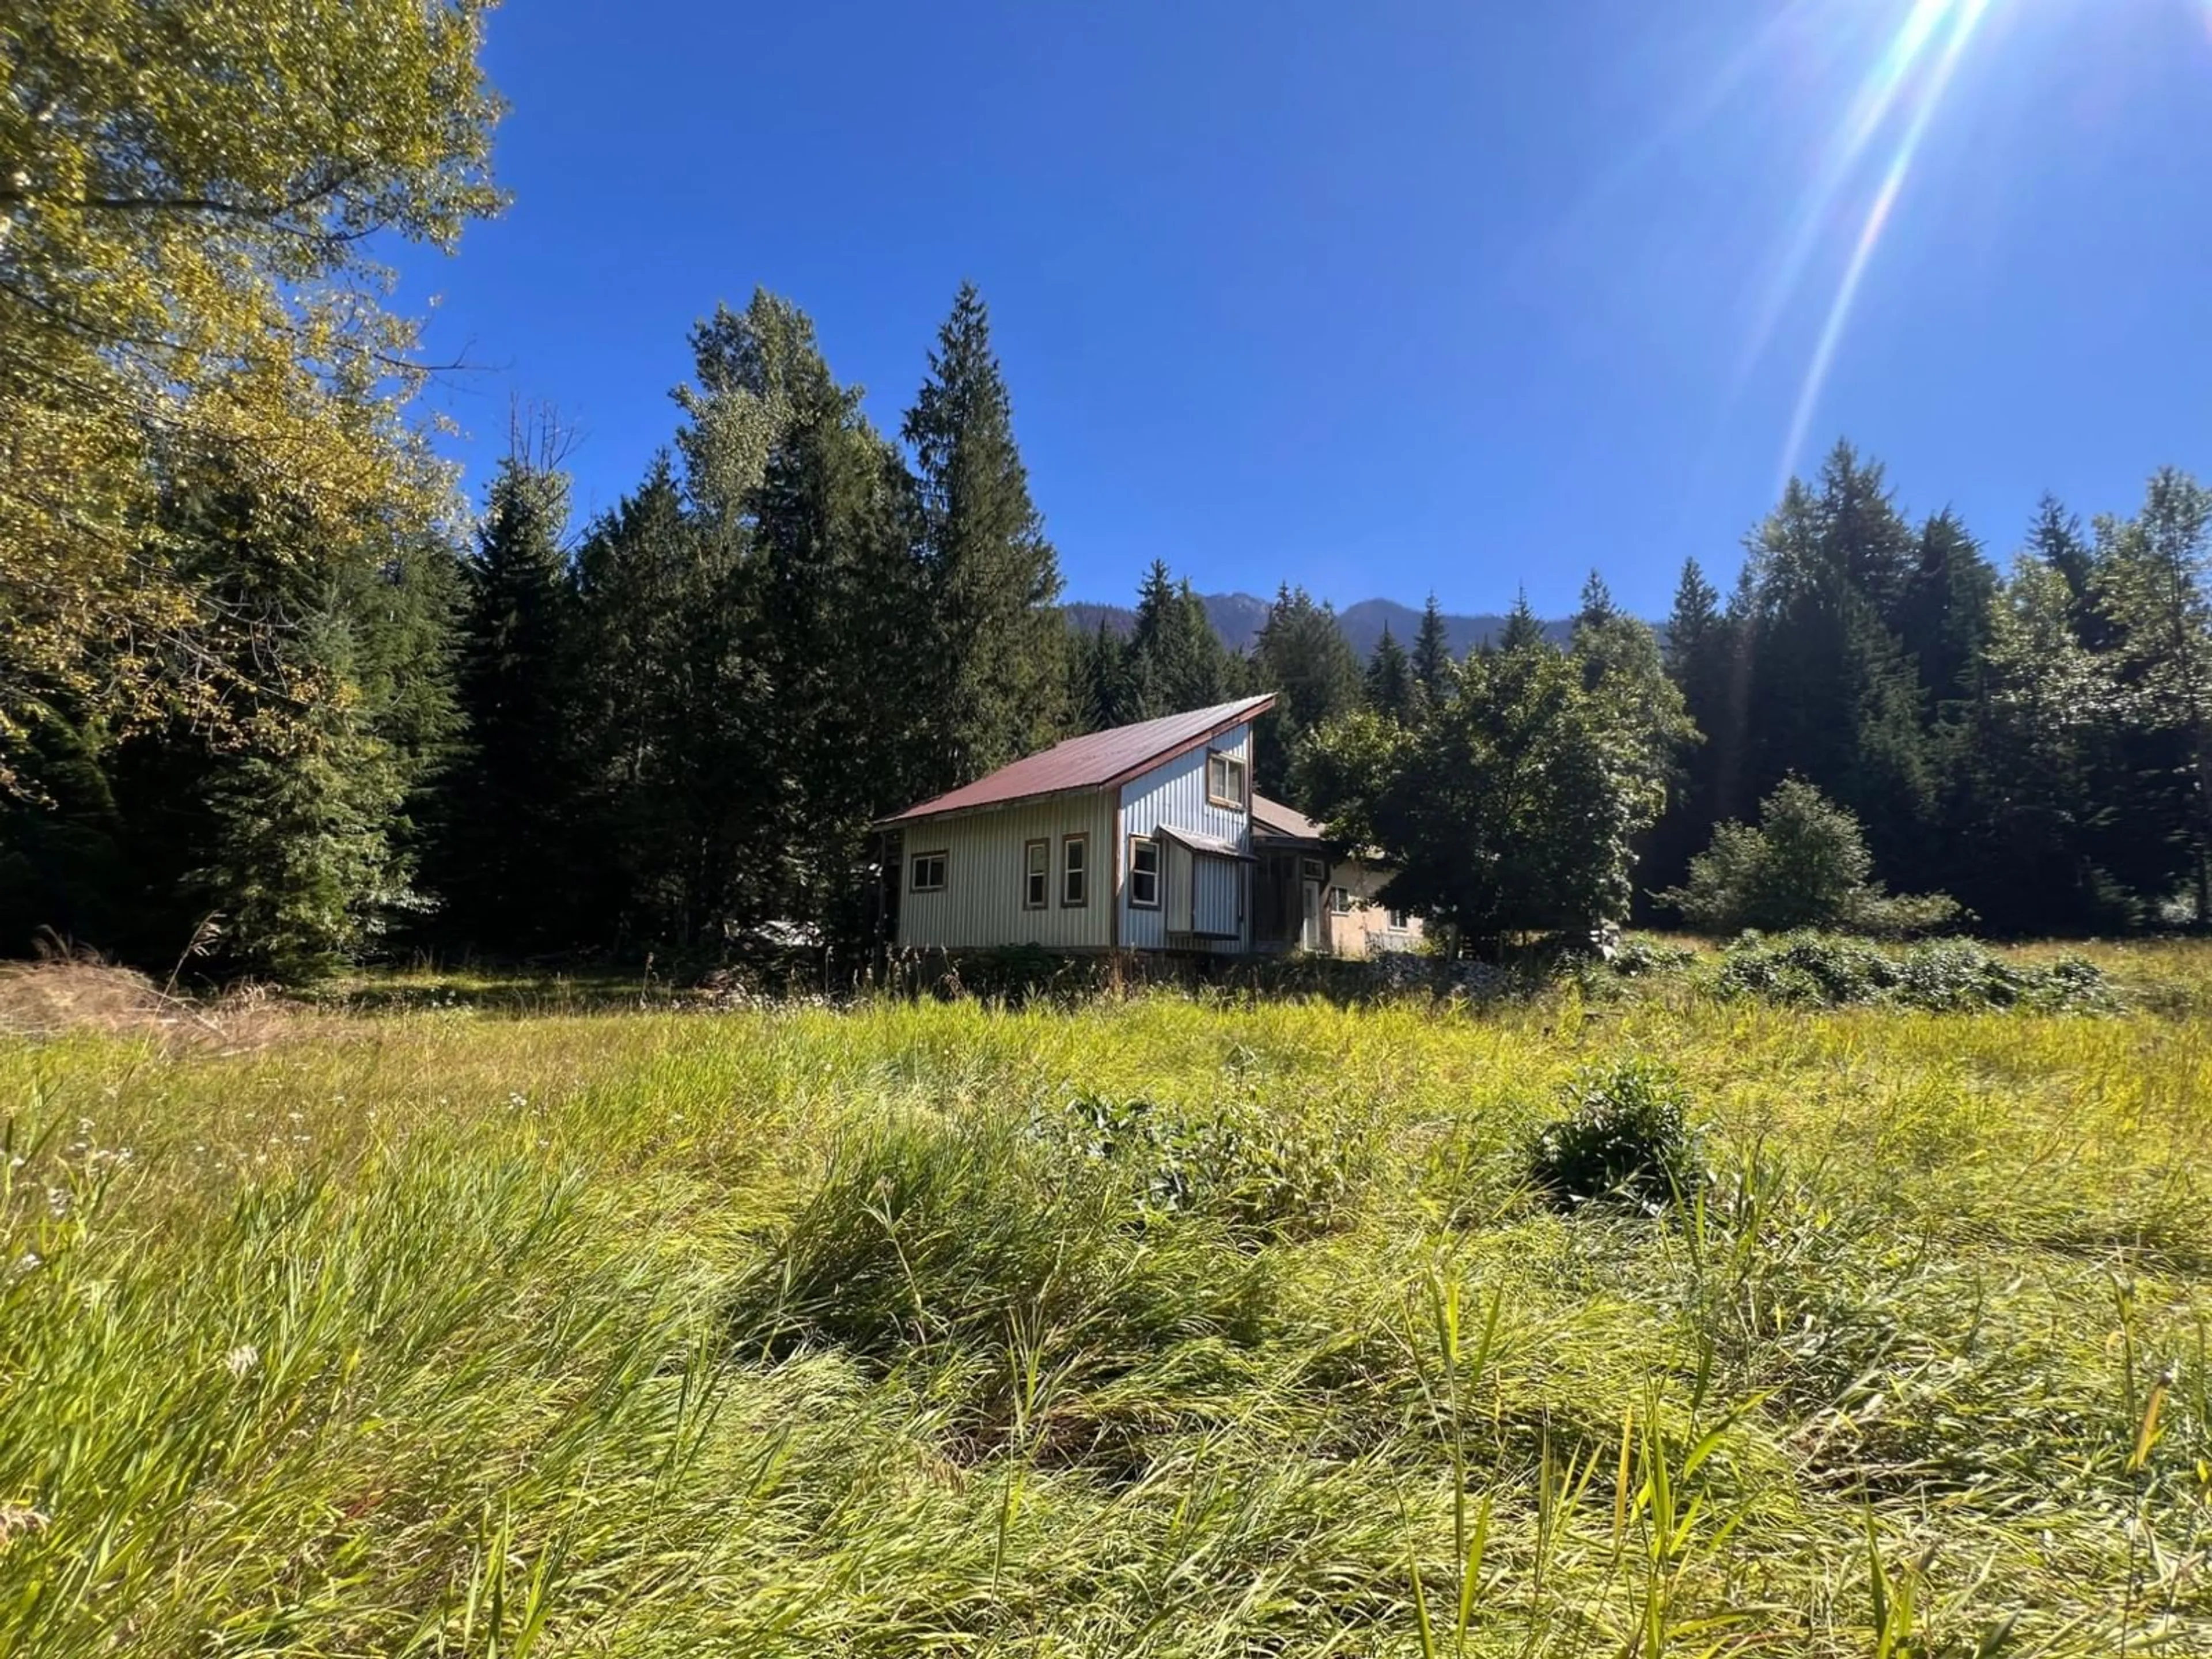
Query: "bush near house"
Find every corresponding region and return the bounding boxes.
[1658,778,1965,938]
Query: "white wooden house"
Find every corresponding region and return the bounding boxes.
[878,696,1421,959]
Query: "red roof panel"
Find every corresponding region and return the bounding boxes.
[880,694,1276,825]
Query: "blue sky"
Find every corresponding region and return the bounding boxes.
[397,0,2212,619]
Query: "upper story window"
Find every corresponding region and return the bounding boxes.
[1023,839,1048,908]
[911,851,948,893]
[1128,836,1160,908]
[1062,834,1089,907]
[1207,750,1248,809]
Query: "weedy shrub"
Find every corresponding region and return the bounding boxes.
[1658,778,1964,938]
[1605,936,1696,979]
[1718,932,2123,1013]
[1526,1059,1705,1215]
[727,1111,1275,1368]
[1047,1094,1357,1239]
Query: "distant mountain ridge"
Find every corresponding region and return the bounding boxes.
[1065,593,1574,658]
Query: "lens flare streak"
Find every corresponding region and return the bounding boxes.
[1739,0,1961,382]
[1762,0,1997,486]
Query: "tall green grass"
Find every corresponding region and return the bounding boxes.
[2,948,2210,1654]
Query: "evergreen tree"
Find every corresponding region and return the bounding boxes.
[0,711,127,953]
[349,530,467,929]
[904,283,1066,791]
[66,470,468,975]
[440,450,581,952]
[195,609,416,979]
[1251,584,1361,797]
[1411,593,1453,718]
[2095,467,2212,921]
[1362,626,1415,720]
[571,454,718,942]
[1495,590,1550,654]
[2028,495,2109,649]
[1738,448,1937,877]
[609,289,933,948]
[753,341,926,937]
[1068,616,1138,734]
[1897,509,1997,713]
[1961,547,2141,931]
[1647,558,1739,899]
[1126,560,1233,718]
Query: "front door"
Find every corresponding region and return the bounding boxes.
[1300,879,1323,951]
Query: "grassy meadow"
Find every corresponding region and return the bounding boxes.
[2,946,2210,1656]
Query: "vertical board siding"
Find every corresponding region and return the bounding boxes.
[895,794,1114,951]
[1119,723,1253,954]
[1193,855,1240,936]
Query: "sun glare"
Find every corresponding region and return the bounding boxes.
[1773,0,1998,486]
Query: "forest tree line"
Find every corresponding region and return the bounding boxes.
[10,285,2212,974]
[7,2,2212,976]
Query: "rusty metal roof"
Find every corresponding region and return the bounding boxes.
[880,694,1276,825]
[1251,792,1326,843]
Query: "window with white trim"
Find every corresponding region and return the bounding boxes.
[1061,834,1089,907]
[910,851,948,893]
[1330,885,1353,915]
[1128,836,1160,908]
[1388,908,1411,932]
[1207,751,1248,809]
[1022,839,1048,909]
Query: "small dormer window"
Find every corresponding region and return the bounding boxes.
[1207,751,1247,809]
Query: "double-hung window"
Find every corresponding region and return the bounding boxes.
[1022,839,1048,909]
[1207,751,1248,809]
[1061,834,1089,907]
[1330,885,1353,915]
[1127,836,1160,908]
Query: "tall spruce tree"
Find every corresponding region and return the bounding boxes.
[2096,468,2212,921]
[2028,495,2109,648]
[1898,509,1997,714]
[1252,584,1361,797]
[1495,590,1550,655]
[570,454,706,942]
[630,289,931,947]
[440,450,581,952]
[1648,558,1738,899]
[1965,546,2135,931]
[1411,593,1453,717]
[195,607,416,979]
[1126,560,1233,718]
[1363,626,1415,721]
[1739,446,1937,878]
[904,283,1066,791]
[1069,616,1138,734]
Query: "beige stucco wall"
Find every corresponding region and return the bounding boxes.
[1322,859,1425,959]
